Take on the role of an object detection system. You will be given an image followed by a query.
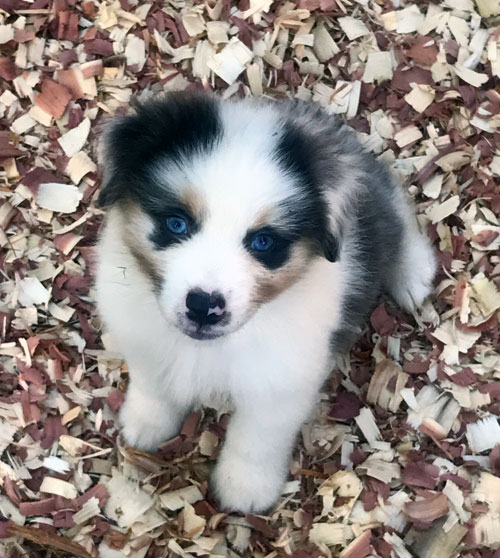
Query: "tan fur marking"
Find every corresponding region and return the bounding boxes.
[251,240,317,305]
[251,208,273,231]
[119,201,163,290]
[180,187,206,222]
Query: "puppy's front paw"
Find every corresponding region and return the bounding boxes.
[119,396,180,452]
[211,454,285,514]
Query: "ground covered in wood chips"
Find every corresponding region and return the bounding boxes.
[1,0,500,556]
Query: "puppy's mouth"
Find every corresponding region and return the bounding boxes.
[175,312,232,341]
[182,327,226,341]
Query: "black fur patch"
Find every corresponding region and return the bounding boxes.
[274,122,317,191]
[98,92,222,208]
[148,206,201,250]
[243,227,294,270]
[273,122,338,263]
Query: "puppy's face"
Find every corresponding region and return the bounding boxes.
[99,94,338,340]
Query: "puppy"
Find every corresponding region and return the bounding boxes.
[95,92,436,513]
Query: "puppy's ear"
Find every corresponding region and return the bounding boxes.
[322,231,340,262]
[97,114,139,208]
[97,92,221,208]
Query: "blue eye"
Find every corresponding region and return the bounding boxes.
[166,216,188,235]
[251,233,274,251]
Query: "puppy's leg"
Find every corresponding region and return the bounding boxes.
[118,348,187,451]
[385,199,437,312]
[119,377,186,452]
[211,393,314,514]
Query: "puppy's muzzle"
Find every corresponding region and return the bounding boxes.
[186,289,226,327]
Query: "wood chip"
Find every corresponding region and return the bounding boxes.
[426,195,460,224]
[35,79,72,120]
[40,476,78,499]
[159,485,204,511]
[37,183,83,213]
[362,52,393,84]
[404,85,435,113]
[466,416,500,453]
[207,37,253,84]
[7,524,93,558]
[66,151,97,184]
[395,125,423,148]
[338,17,370,40]
[58,118,91,158]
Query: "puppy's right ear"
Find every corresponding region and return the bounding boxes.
[97,114,140,208]
[321,231,340,263]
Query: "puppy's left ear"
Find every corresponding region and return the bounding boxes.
[96,114,140,208]
[322,232,340,262]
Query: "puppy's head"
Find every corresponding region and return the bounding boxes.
[99,93,339,340]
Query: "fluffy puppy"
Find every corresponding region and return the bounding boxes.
[95,92,436,513]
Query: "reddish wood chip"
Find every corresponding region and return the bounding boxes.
[19,498,58,516]
[370,303,397,336]
[391,66,435,93]
[83,39,114,56]
[14,28,36,42]
[363,491,378,511]
[35,79,72,120]
[245,515,278,538]
[329,391,362,420]
[53,510,75,529]
[76,483,109,508]
[403,358,429,375]
[341,530,372,558]
[7,524,93,558]
[0,519,14,539]
[40,416,67,449]
[439,474,470,490]
[92,520,110,537]
[59,48,78,68]
[26,336,41,356]
[404,493,449,522]
[57,68,84,100]
[3,476,22,506]
[298,0,320,8]
[0,57,21,80]
[447,367,478,387]
[19,365,44,385]
[103,529,128,550]
[21,168,64,193]
[478,382,500,400]
[56,11,79,41]
[489,445,500,477]
[81,59,103,79]
[54,232,83,254]
[181,411,201,438]
[106,389,125,412]
[402,462,440,489]
[0,132,23,157]
[81,1,96,17]
[319,0,336,10]
[472,230,499,246]
[407,37,438,66]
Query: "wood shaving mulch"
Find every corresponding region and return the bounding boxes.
[1,0,500,557]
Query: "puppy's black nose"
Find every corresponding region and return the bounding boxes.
[186,289,226,326]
